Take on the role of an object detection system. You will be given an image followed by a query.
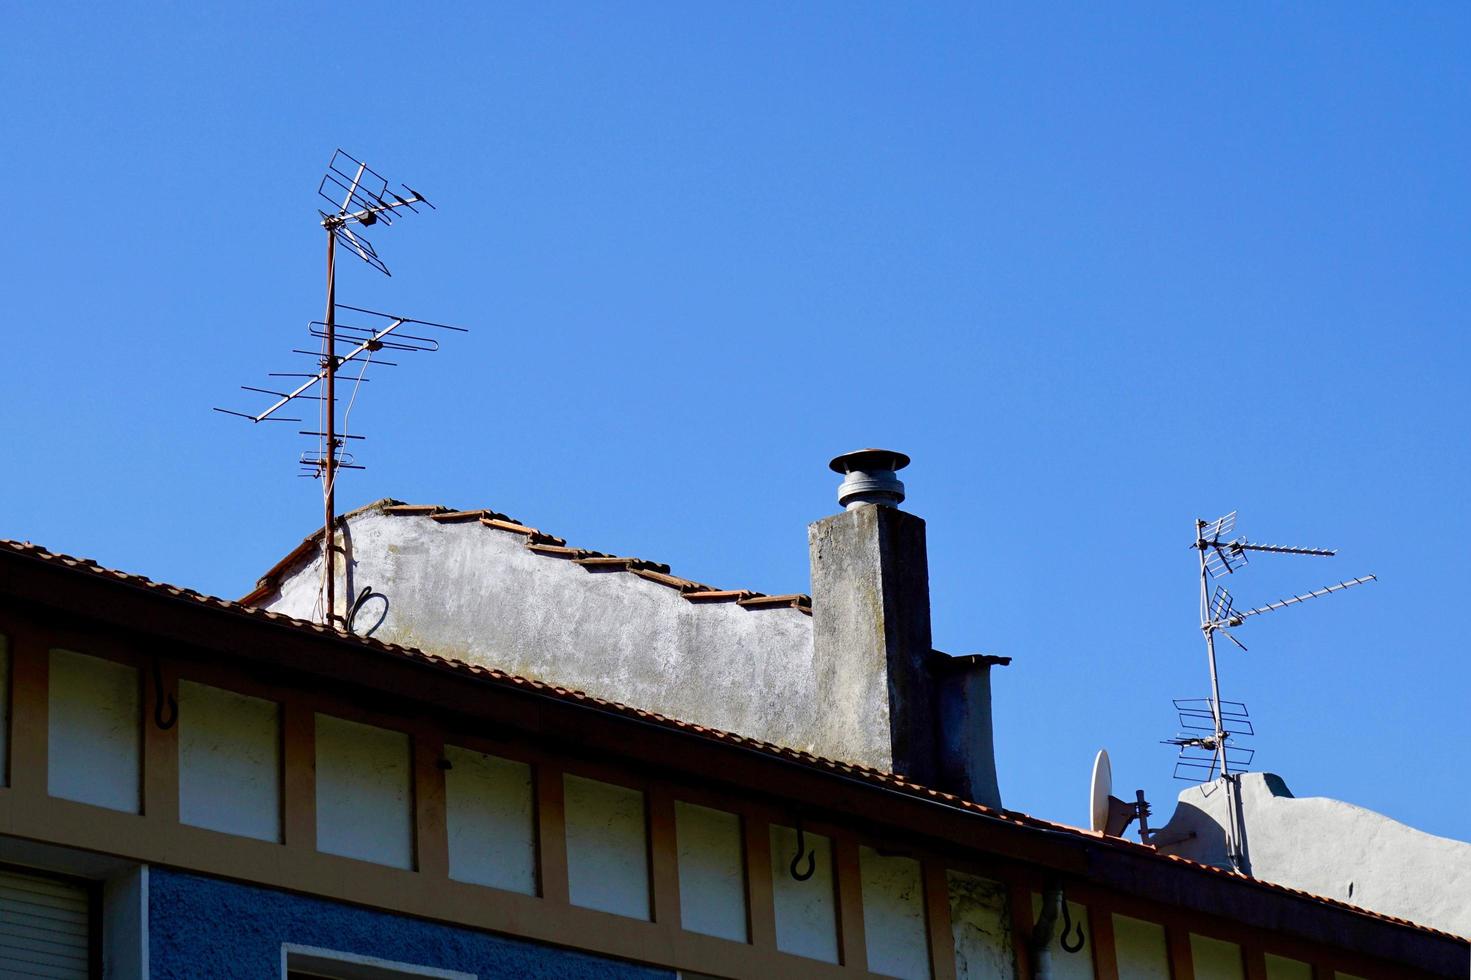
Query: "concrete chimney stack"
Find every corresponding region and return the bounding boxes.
[808,449,939,785]
[808,449,1005,808]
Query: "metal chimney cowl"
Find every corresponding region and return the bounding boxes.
[829,449,910,510]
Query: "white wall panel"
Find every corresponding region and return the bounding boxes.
[769,824,837,963]
[315,714,414,869]
[1112,915,1169,980]
[1191,934,1245,980]
[947,870,1012,980]
[674,801,746,942]
[179,681,281,842]
[564,774,650,919]
[48,648,140,813]
[444,745,535,894]
[1265,954,1313,980]
[860,846,930,979]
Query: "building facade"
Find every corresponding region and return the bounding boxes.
[0,456,1464,978]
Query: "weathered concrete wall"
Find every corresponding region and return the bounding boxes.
[808,505,937,782]
[266,506,823,757]
[1157,773,1471,938]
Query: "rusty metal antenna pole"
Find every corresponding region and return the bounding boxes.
[322,221,338,627]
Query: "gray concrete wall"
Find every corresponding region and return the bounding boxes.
[1157,773,1471,938]
[264,505,827,759]
[808,505,936,780]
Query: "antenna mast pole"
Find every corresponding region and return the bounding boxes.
[1196,519,1229,780]
[322,219,339,627]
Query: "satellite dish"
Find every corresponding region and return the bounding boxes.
[1090,749,1114,833]
[1090,748,1149,838]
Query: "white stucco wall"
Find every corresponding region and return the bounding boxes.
[947,870,1013,980]
[769,824,838,964]
[263,508,827,759]
[860,847,929,979]
[48,649,140,813]
[178,681,282,842]
[1264,954,1312,980]
[1111,915,1169,980]
[1190,934,1244,980]
[674,801,746,942]
[1157,772,1471,937]
[564,774,650,920]
[315,714,414,869]
[443,745,536,895]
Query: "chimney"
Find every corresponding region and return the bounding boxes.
[808,450,939,785]
[807,449,1006,808]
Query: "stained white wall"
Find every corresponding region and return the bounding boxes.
[178,681,281,842]
[1030,895,1093,980]
[674,801,746,942]
[564,774,650,919]
[1190,934,1245,980]
[444,745,535,894]
[947,870,1012,980]
[860,847,929,979]
[769,824,837,963]
[315,714,414,869]
[1265,954,1313,980]
[1112,915,1169,980]
[48,649,140,813]
[0,635,9,786]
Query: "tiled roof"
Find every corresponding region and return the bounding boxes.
[242,499,813,614]
[0,534,1463,945]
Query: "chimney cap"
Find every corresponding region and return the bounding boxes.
[829,448,910,509]
[828,448,911,475]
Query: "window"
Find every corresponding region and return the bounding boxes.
[0,866,96,979]
[283,944,475,979]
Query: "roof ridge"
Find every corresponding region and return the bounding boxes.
[0,534,1461,942]
[243,498,812,614]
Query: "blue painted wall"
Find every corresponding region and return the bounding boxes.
[148,868,675,980]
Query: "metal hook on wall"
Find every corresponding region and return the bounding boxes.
[1059,895,1086,954]
[151,656,177,730]
[789,816,816,881]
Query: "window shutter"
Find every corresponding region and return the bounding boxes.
[0,868,91,978]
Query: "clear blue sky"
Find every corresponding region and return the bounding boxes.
[4,4,1467,840]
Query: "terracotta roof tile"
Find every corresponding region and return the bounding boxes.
[682,589,758,603]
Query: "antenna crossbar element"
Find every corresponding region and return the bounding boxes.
[1231,542,1336,558]
[215,308,466,425]
[317,150,435,277]
[1235,575,1377,620]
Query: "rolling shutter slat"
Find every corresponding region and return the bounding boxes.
[0,870,90,980]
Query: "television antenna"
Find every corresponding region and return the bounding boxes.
[1165,511,1376,870]
[216,150,466,628]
